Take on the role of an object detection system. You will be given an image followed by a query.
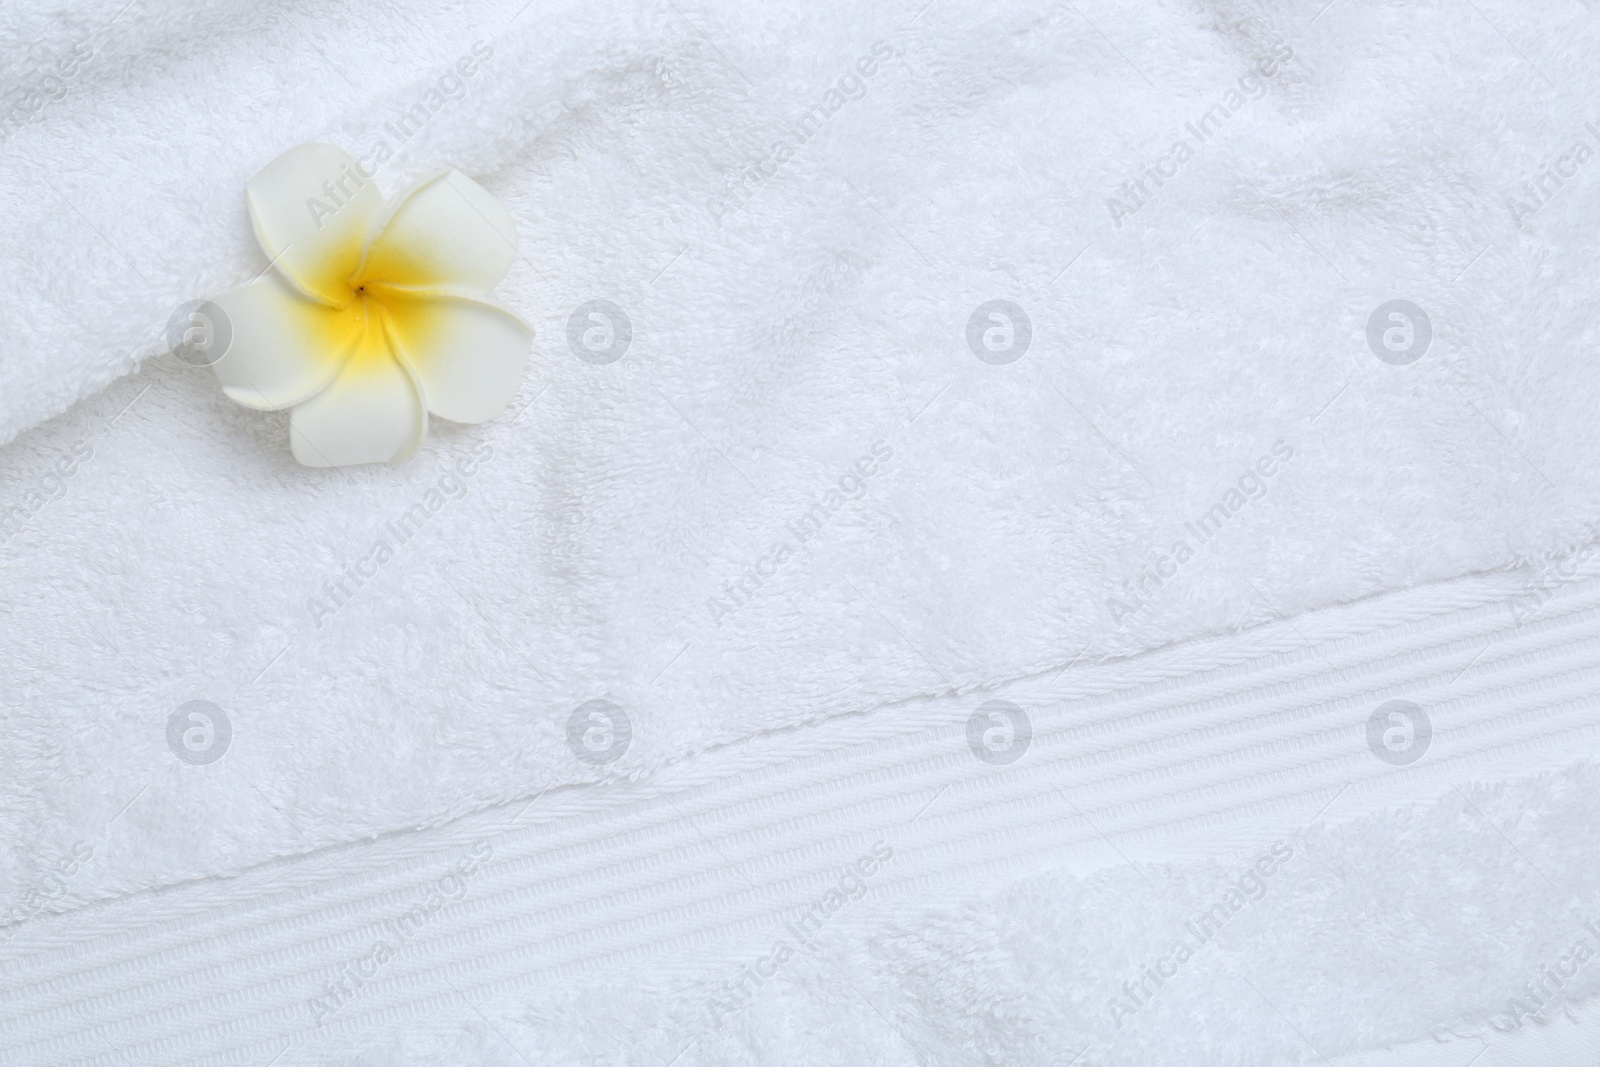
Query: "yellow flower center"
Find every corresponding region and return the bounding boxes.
[305,242,448,382]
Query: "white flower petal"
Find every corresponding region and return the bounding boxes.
[356,168,517,294]
[246,143,383,305]
[289,327,426,467]
[210,271,364,411]
[381,289,532,424]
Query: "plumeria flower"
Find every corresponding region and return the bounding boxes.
[209,143,531,467]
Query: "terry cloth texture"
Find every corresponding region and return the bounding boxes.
[4,0,1600,1064]
[5,565,1600,1066]
[5,0,1600,919]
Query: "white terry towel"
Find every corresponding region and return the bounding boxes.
[4,0,1600,1061]
[7,567,1600,1065]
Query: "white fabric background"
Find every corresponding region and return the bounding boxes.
[3,2,1600,1061]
